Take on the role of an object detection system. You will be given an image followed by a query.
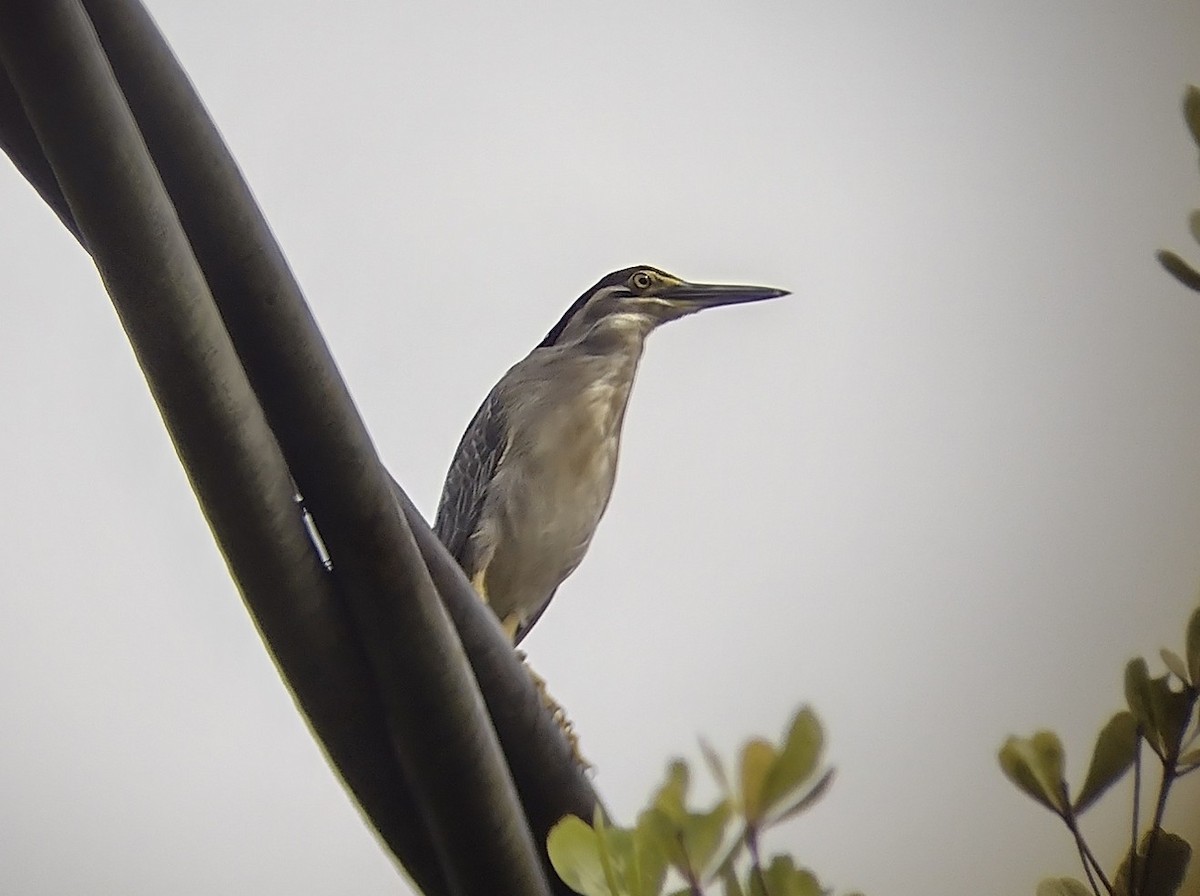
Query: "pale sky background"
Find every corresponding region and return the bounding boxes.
[2,2,1200,894]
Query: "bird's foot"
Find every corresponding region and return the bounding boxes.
[517,650,592,771]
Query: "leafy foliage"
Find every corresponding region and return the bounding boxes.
[1111,833,1192,896]
[998,605,1200,896]
[1159,86,1200,292]
[1001,88,1200,895]
[1074,713,1138,814]
[557,86,1200,894]
[999,730,1069,815]
[1038,879,1099,896]
[547,707,856,896]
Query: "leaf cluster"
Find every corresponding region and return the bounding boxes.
[547,707,855,896]
[1158,86,1200,291]
[998,606,1200,896]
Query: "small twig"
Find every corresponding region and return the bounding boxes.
[1136,762,1176,896]
[1063,809,1113,896]
[1137,688,1195,896]
[746,827,770,896]
[1131,730,1142,896]
[675,832,705,896]
[1071,829,1103,896]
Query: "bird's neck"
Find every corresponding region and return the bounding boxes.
[561,315,651,438]
[577,311,655,359]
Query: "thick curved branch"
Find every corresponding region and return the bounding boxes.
[0,1,599,892]
[391,486,602,837]
[0,65,80,244]
[0,52,450,896]
[0,4,459,895]
[79,0,600,854]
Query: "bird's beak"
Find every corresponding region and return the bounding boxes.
[662,280,790,309]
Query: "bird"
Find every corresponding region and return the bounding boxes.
[433,265,789,645]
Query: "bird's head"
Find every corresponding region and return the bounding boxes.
[539,265,789,348]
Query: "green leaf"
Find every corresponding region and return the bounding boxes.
[700,737,732,798]
[720,863,746,896]
[640,804,730,883]
[554,807,665,896]
[1127,657,1154,725]
[626,818,668,896]
[1150,680,1193,757]
[1127,659,1171,756]
[1113,831,1192,896]
[759,855,824,896]
[639,759,709,882]
[547,815,615,896]
[998,731,1068,814]
[1185,85,1200,150]
[1127,658,1193,758]
[591,809,623,896]
[652,760,690,821]
[707,817,750,882]
[638,781,731,884]
[1157,250,1200,292]
[759,708,824,822]
[1187,605,1200,685]
[1161,648,1191,685]
[683,801,734,877]
[638,808,686,876]
[771,767,836,825]
[748,870,768,896]
[1073,711,1138,813]
[1189,210,1200,247]
[1036,878,1094,896]
[739,739,777,825]
[1178,747,1200,769]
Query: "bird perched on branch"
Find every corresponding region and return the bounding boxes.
[434,265,788,645]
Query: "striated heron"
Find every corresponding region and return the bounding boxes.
[434,265,788,645]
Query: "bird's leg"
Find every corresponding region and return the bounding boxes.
[498,609,588,769]
[514,648,591,771]
[475,584,590,767]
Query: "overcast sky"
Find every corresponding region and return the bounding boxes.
[2,2,1200,895]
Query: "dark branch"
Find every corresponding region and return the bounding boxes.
[0,1,599,892]
[0,7,458,892]
[0,59,81,244]
[78,0,599,867]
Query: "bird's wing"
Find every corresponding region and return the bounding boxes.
[513,586,557,646]
[433,388,509,566]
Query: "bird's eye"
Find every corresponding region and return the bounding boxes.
[630,271,653,291]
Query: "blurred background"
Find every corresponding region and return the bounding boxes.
[1,2,1199,894]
